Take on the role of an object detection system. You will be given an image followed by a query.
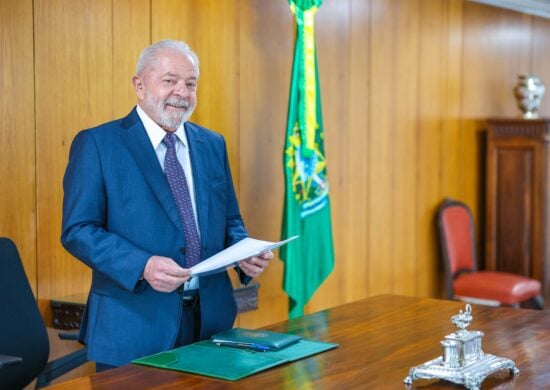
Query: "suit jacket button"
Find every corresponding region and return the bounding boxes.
[180,247,186,255]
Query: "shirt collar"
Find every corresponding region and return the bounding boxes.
[136,104,188,149]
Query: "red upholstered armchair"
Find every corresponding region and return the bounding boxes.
[437,198,544,309]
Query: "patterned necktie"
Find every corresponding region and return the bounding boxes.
[163,132,201,267]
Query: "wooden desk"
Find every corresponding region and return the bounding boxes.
[48,295,549,389]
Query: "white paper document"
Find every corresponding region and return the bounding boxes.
[189,235,299,276]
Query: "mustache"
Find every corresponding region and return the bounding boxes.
[165,97,189,109]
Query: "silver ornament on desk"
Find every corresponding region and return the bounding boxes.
[404,304,519,390]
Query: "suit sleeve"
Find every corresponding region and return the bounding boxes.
[218,136,253,285]
[61,130,151,292]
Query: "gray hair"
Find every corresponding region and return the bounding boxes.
[136,39,200,76]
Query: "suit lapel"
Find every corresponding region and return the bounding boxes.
[186,122,210,246]
[120,109,184,233]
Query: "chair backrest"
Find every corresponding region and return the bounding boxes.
[436,199,478,298]
[0,237,50,390]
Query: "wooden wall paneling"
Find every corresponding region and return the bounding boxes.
[34,0,114,313]
[342,0,370,303]
[236,0,294,328]
[151,0,200,42]
[440,0,464,206]
[390,0,420,296]
[462,2,533,119]
[150,0,195,42]
[460,3,533,258]
[531,17,550,117]
[434,0,465,296]
[185,0,240,185]
[113,0,151,118]
[367,0,399,296]
[415,0,448,298]
[450,128,483,255]
[0,0,36,292]
[151,0,241,189]
[304,0,353,313]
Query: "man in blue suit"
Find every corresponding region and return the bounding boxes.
[61,40,272,370]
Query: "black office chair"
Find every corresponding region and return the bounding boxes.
[0,237,87,389]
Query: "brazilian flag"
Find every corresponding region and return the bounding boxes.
[280,0,334,319]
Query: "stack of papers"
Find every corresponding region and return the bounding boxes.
[190,235,299,276]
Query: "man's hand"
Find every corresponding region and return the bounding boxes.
[238,251,273,278]
[143,255,190,292]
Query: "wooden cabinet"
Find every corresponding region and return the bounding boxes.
[485,119,550,300]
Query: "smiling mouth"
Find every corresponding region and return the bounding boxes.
[165,96,189,110]
[166,103,187,111]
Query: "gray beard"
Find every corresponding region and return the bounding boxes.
[144,94,195,130]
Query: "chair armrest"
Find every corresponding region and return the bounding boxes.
[36,347,88,388]
[0,354,23,368]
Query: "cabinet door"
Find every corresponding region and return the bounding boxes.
[486,119,550,299]
[486,141,538,275]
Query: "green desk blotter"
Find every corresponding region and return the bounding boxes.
[132,338,338,381]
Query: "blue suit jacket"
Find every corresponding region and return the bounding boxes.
[61,108,248,366]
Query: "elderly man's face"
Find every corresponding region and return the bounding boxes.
[133,49,198,132]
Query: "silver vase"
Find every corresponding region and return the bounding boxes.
[513,74,545,119]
